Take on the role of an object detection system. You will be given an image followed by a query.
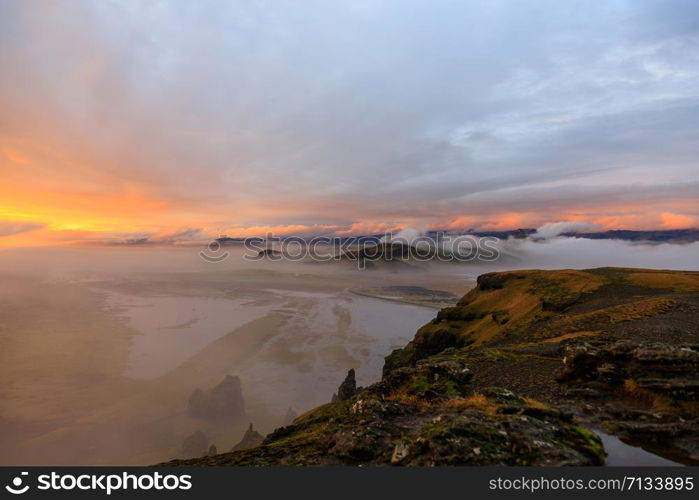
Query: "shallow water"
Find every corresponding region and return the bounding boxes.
[237,290,436,413]
[594,430,682,466]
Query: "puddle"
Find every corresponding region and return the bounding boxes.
[594,430,682,466]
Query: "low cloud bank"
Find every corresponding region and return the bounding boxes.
[532,221,600,239]
[377,222,699,272]
[499,234,699,272]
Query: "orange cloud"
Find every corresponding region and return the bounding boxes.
[2,148,28,165]
[1,137,698,249]
[661,212,698,229]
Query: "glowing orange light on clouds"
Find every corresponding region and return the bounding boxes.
[1,143,698,248]
[661,212,698,229]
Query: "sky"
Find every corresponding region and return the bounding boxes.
[1,0,698,246]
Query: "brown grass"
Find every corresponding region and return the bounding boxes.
[628,271,699,292]
[522,396,550,409]
[446,270,604,346]
[437,393,500,416]
[541,330,601,343]
[622,379,699,417]
[385,389,430,407]
[622,379,674,413]
[538,297,679,337]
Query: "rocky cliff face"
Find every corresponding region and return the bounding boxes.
[164,268,699,466]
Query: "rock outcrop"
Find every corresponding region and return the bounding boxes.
[167,363,604,465]
[283,407,298,426]
[188,375,245,422]
[557,339,699,400]
[336,369,357,401]
[556,338,699,461]
[230,424,264,452]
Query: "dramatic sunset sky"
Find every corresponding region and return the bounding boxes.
[1,0,698,247]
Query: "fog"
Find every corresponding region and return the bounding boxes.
[498,236,699,272]
[0,237,696,465]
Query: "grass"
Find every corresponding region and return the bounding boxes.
[481,348,558,361]
[541,331,601,343]
[536,297,679,337]
[420,269,607,348]
[627,271,699,292]
[437,393,500,416]
[385,388,429,407]
[620,379,699,417]
[621,379,675,413]
[388,267,697,376]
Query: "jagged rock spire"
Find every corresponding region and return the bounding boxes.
[337,368,357,401]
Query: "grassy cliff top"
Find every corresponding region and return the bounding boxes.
[385,267,699,372]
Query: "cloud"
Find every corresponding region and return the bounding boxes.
[533,221,600,239]
[148,228,203,244]
[661,212,699,229]
[0,0,697,242]
[0,221,45,237]
[380,227,426,245]
[497,236,699,273]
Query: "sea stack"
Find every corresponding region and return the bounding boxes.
[337,368,357,401]
[188,375,246,422]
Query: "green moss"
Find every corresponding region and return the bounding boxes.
[444,381,460,397]
[561,425,607,465]
[411,376,431,392]
[436,306,486,323]
[383,343,416,375]
[292,400,351,426]
[529,278,582,311]
[482,349,519,361]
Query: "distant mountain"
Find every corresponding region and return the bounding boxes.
[463,228,699,242]
[562,228,699,242]
[218,228,699,247]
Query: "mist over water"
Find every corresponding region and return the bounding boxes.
[0,237,696,465]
